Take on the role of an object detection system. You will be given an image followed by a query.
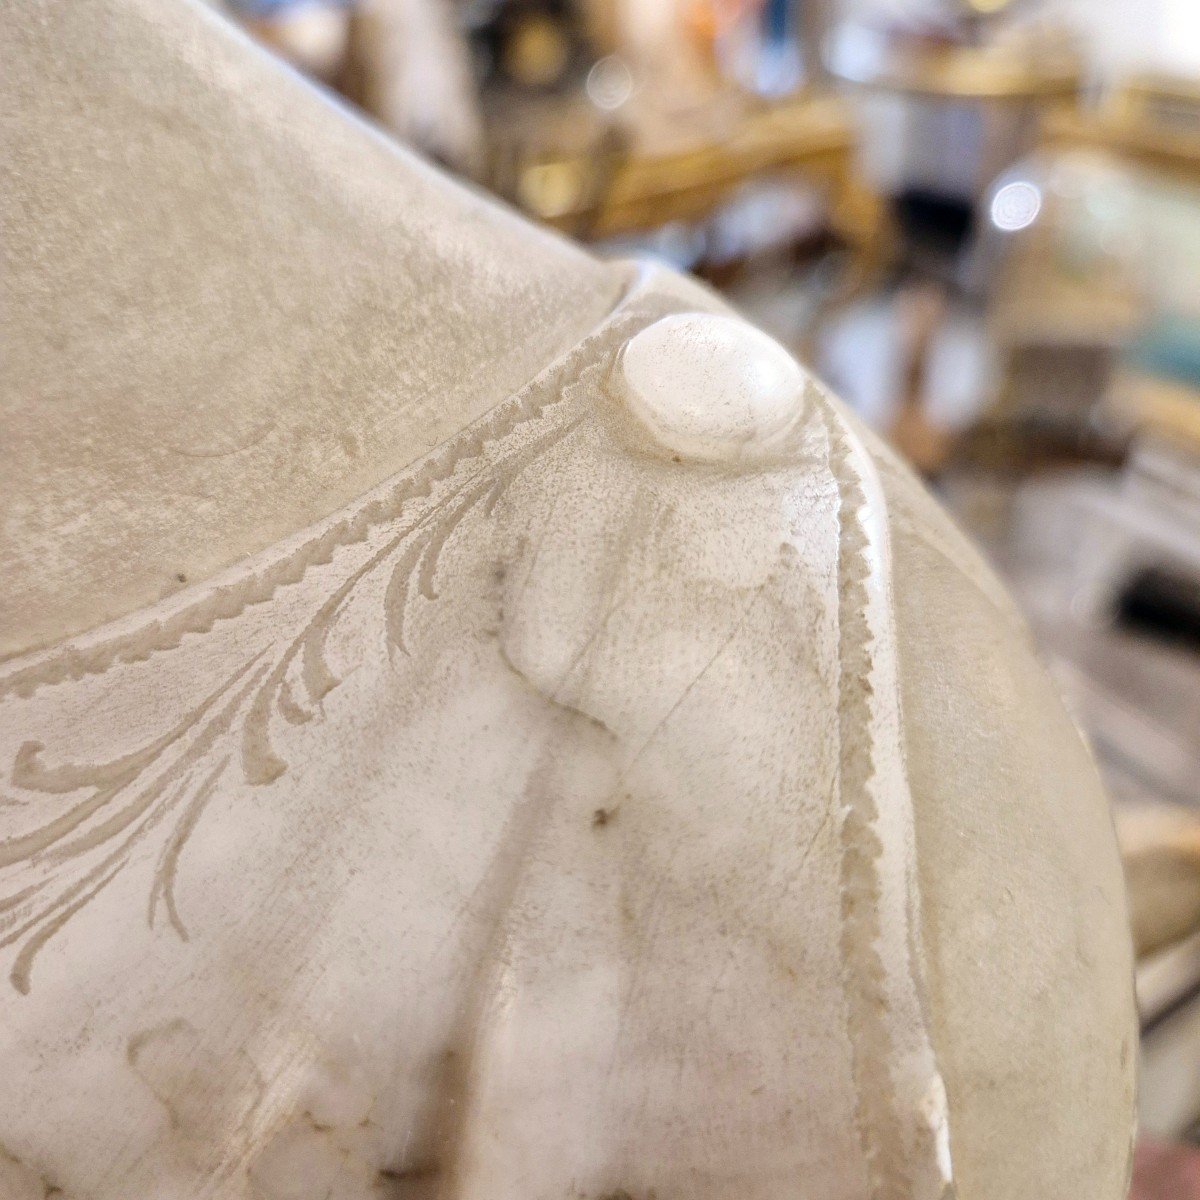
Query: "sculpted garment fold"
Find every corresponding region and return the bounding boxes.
[1,1,1135,1196]
[0,267,1134,1199]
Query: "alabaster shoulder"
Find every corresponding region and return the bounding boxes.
[1,2,1134,1198]
[0,271,1135,1199]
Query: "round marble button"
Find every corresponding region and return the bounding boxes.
[614,312,806,462]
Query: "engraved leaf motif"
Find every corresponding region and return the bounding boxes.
[0,656,269,993]
[0,411,585,993]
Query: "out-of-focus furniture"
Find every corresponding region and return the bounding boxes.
[488,89,888,286]
[980,75,1200,457]
[825,11,1082,229]
[826,22,1080,103]
[824,8,1085,473]
[1043,74,1200,185]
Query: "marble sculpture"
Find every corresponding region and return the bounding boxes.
[1,1,1135,1198]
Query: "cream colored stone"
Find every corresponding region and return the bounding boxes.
[614,313,808,461]
[1,0,620,659]
[0,2,1135,1199]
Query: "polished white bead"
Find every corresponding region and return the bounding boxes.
[615,312,806,461]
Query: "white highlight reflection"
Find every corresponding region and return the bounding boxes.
[587,56,634,112]
[990,181,1043,232]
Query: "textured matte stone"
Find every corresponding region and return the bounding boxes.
[0,3,1136,1199]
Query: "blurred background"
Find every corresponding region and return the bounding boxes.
[216,0,1200,1192]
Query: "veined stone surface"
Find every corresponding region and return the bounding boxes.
[1,2,1135,1199]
